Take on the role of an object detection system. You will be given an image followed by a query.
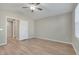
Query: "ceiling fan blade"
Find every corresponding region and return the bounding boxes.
[22,7,28,8]
[36,3,40,5]
[37,8,43,11]
[29,3,40,6]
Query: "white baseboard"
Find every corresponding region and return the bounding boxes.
[0,42,7,46]
[36,37,72,45]
[72,43,78,55]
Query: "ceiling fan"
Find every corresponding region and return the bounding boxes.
[22,3,43,12]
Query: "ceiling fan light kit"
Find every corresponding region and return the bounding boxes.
[22,3,43,12]
[30,5,36,10]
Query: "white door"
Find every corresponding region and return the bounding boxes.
[19,20,28,40]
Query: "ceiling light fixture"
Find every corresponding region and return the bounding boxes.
[30,5,36,10]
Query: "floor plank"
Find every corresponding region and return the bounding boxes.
[0,38,76,55]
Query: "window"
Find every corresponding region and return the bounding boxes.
[75,4,79,38]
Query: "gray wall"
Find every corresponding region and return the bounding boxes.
[35,12,72,44]
[28,20,35,38]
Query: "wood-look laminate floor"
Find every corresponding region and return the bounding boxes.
[0,38,76,55]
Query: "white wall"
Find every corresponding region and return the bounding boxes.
[19,20,28,40]
[34,12,72,44]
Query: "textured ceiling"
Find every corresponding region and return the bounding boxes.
[0,3,75,20]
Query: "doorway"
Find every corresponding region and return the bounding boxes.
[7,21,13,39]
[7,18,19,40]
[7,18,13,39]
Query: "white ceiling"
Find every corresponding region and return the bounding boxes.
[0,3,75,20]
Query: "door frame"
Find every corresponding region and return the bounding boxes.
[5,16,20,44]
